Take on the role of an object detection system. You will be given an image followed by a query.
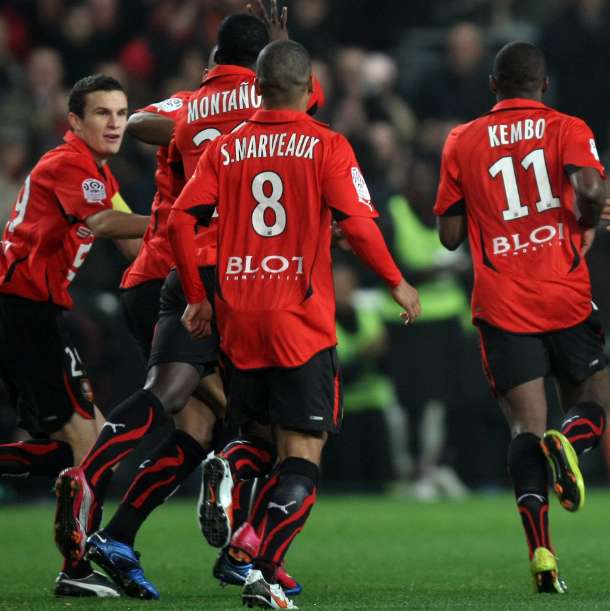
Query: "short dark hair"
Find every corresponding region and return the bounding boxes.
[256,40,311,102]
[215,13,269,67]
[68,74,125,118]
[492,41,547,96]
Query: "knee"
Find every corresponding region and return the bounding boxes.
[144,380,189,417]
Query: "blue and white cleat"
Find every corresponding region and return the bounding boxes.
[213,548,253,586]
[85,531,160,600]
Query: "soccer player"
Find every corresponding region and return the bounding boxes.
[168,39,420,608]
[0,74,149,597]
[53,12,304,600]
[434,41,608,593]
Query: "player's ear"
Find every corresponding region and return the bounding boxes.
[542,76,549,94]
[254,78,263,97]
[67,111,81,132]
[308,74,313,95]
[488,74,497,95]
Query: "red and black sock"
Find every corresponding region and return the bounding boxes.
[252,458,318,583]
[0,439,72,477]
[561,401,606,456]
[103,429,208,546]
[81,389,166,501]
[508,433,552,559]
[219,437,276,480]
[232,478,256,535]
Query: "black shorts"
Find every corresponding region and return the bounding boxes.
[477,310,608,397]
[148,267,218,377]
[120,279,164,361]
[0,294,95,435]
[221,348,343,434]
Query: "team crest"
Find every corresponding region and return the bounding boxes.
[153,97,184,113]
[351,167,373,211]
[82,178,107,204]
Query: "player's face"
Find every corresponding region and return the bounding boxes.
[70,90,128,161]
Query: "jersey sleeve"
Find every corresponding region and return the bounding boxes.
[562,118,606,178]
[172,138,219,213]
[434,127,465,216]
[322,133,378,219]
[53,159,114,221]
[136,91,190,118]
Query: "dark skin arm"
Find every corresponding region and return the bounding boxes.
[126,111,174,146]
[570,166,606,228]
[438,213,467,251]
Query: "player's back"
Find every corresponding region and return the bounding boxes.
[175,65,260,180]
[209,109,345,368]
[442,98,604,332]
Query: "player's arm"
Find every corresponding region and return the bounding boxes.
[336,213,421,323]
[85,209,150,238]
[248,0,288,40]
[127,111,174,146]
[434,127,467,250]
[437,202,467,251]
[568,167,606,228]
[323,134,420,323]
[167,144,219,337]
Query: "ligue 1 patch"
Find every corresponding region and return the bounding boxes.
[82,178,107,203]
[351,167,373,209]
[153,97,184,113]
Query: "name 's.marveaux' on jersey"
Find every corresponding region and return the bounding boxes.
[221,133,320,165]
[488,118,545,147]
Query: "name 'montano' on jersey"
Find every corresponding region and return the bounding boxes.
[434,98,606,333]
[172,109,377,369]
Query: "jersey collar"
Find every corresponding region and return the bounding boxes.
[489,98,549,113]
[248,109,313,124]
[202,64,255,85]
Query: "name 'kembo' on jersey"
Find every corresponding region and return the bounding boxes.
[220,132,321,165]
[488,118,545,147]
[187,81,261,123]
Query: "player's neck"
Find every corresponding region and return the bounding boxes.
[496,92,543,103]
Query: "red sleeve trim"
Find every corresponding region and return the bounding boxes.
[338,216,403,288]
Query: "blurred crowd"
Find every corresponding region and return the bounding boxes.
[1,0,610,498]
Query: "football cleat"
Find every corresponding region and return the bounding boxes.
[86,531,160,600]
[54,467,97,562]
[198,453,234,548]
[54,570,120,598]
[541,430,585,512]
[242,569,297,609]
[214,549,302,596]
[531,547,568,594]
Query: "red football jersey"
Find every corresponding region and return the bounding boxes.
[173,65,325,268]
[0,131,121,308]
[121,92,190,289]
[173,109,377,369]
[434,98,606,333]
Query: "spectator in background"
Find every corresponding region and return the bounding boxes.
[323,264,395,492]
[542,0,610,151]
[410,22,491,122]
[0,16,24,102]
[288,0,335,60]
[0,126,28,226]
[378,156,470,500]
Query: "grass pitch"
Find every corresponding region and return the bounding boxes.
[1,491,610,610]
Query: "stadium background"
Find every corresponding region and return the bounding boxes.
[1,0,610,503]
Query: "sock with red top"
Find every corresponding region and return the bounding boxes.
[560,401,606,456]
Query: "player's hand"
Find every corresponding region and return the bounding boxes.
[331,221,351,252]
[181,301,213,338]
[602,198,610,229]
[247,0,288,40]
[391,278,421,325]
[581,226,596,257]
